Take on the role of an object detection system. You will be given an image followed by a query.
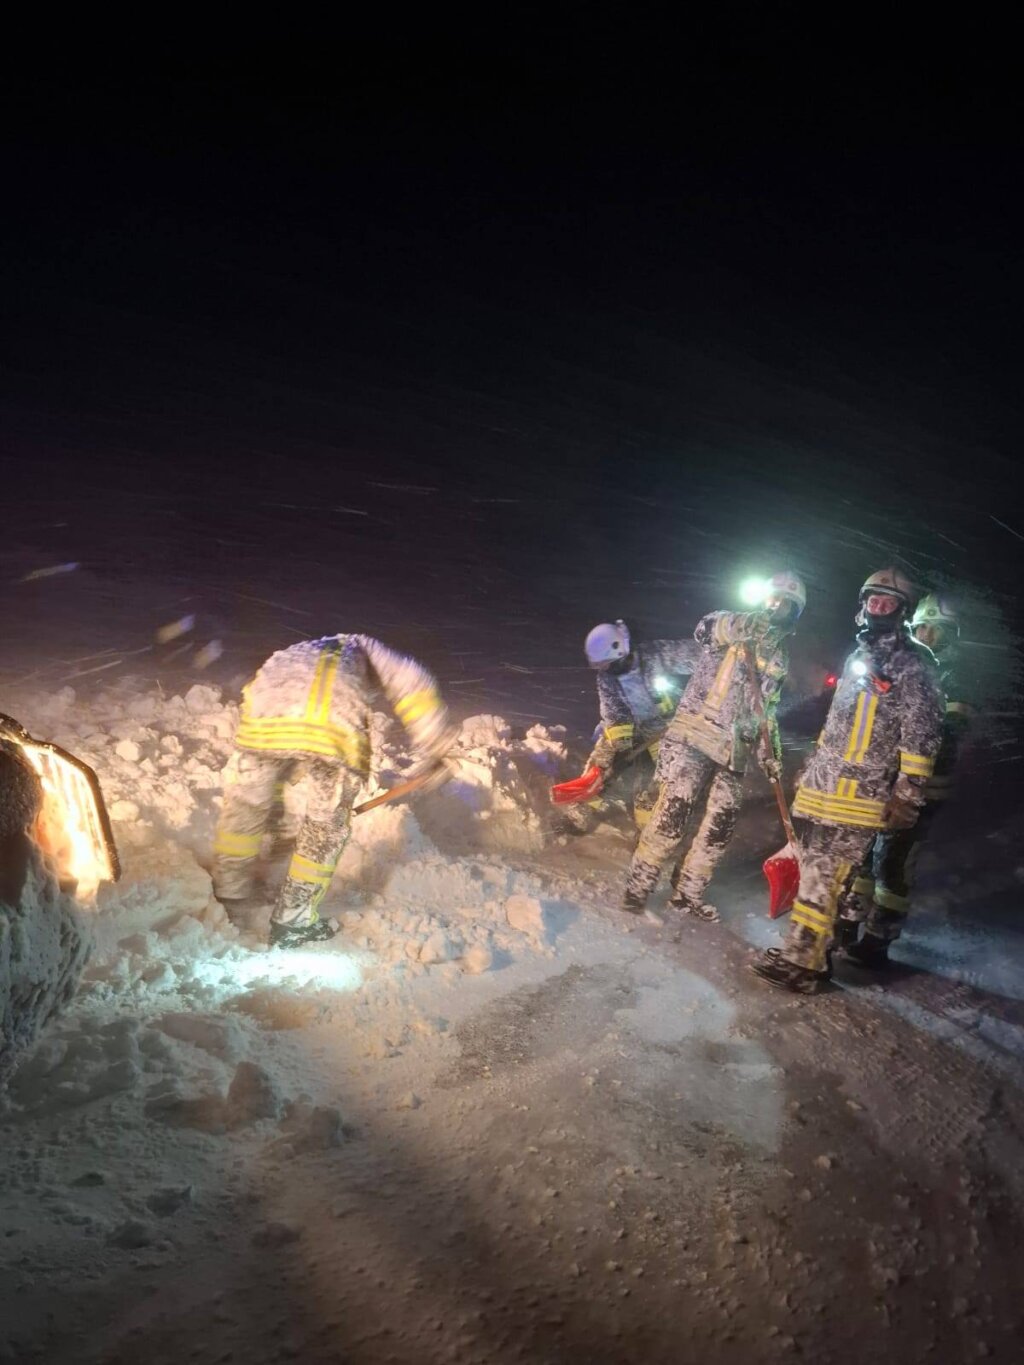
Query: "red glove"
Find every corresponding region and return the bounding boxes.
[551,766,605,806]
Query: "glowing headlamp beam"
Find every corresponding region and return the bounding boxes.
[739,576,771,607]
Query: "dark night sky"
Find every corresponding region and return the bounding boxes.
[2,57,1023,725]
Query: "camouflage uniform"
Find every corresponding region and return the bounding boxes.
[838,652,971,944]
[625,612,788,909]
[214,635,450,928]
[780,629,944,970]
[564,639,697,832]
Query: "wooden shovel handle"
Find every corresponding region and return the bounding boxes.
[741,642,797,846]
[353,770,437,816]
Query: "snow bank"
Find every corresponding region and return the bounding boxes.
[1,847,89,1088]
[2,681,573,1100]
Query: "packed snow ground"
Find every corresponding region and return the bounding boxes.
[1,681,1023,1364]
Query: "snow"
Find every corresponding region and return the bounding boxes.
[0,848,88,1089]
[1,679,1023,1363]
[1,682,576,1116]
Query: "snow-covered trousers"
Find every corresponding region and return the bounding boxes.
[837,804,938,943]
[625,742,744,906]
[213,749,361,927]
[780,822,878,971]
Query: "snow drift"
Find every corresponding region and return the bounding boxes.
[1,681,573,1097]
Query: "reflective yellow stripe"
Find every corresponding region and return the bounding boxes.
[647,741,661,759]
[713,616,734,647]
[874,886,909,912]
[899,751,935,777]
[214,830,262,857]
[844,691,879,764]
[604,723,634,743]
[792,787,886,829]
[945,700,971,715]
[287,852,337,886]
[237,717,369,770]
[836,778,858,799]
[705,645,738,712]
[852,875,875,896]
[314,647,342,724]
[304,644,338,722]
[843,693,867,761]
[792,904,831,936]
[394,688,441,725]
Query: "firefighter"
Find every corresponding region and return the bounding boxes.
[836,593,970,966]
[622,571,805,920]
[752,569,944,993]
[558,621,697,834]
[213,634,454,949]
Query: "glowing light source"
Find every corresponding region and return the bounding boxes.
[0,719,121,901]
[653,675,672,694]
[739,576,770,607]
[850,659,868,678]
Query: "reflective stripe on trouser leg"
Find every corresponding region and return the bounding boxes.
[274,759,360,927]
[865,810,935,942]
[836,843,878,926]
[672,765,744,905]
[213,749,286,900]
[625,745,717,902]
[781,822,877,971]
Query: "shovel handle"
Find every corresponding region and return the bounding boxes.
[353,770,437,816]
[740,642,798,846]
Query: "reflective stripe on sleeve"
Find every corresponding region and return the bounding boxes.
[899,751,935,777]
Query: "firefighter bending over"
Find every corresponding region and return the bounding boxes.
[558,621,696,834]
[752,569,943,993]
[622,571,805,921]
[213,634,454,949]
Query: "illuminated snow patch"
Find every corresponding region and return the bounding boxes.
[194,947,363,994]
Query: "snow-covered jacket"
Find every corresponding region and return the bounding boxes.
[792,628,943,830]
[587,639,697,773]
[665,612,788,774]
[235,635,450,775]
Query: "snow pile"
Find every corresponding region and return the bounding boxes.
[0,681,573,1100]
[1,847,89,1088]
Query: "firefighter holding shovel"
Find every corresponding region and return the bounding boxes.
[621,571,805,921]
[212,634,455,949]
[551,621,697,835]
[752,569,943,994]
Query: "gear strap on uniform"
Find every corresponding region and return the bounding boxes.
[739,643,799,916]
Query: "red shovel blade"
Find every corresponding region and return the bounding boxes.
[551,766,604,806]
[764,844,800,918]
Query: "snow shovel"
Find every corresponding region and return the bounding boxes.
[550,738,659,806]
[739,645,800,917]
[353,760,455,816]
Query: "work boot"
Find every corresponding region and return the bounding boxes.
[268,915,339,950]
[750,949,826,994]
[762,944,834,981]
[844,932,890,968]
[669,891,719,923]
[621,888,648,916]
[834,918,861,950]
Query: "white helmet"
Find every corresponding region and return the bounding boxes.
[585,620,631,668]
[911,592,958,632]
[767,570,807,617]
